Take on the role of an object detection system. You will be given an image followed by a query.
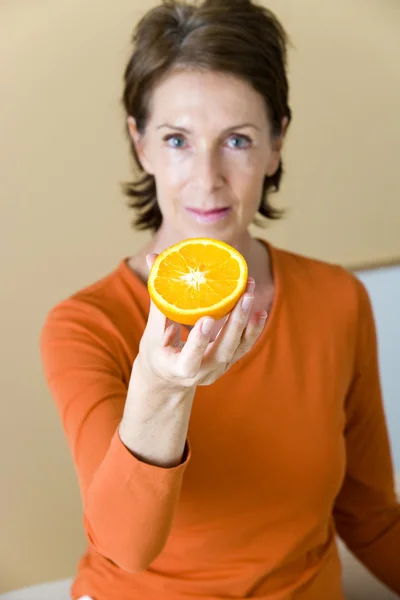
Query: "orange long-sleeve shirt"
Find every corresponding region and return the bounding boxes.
[40,240,400,600]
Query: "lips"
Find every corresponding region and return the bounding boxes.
[187,207,230,215]
[185,206,232,224]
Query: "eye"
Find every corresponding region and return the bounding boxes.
[163,134,187,149]
[227,134,252,150]
[162,133,252,150]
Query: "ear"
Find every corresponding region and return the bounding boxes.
[266,116,289,177]
[127,116,154,175]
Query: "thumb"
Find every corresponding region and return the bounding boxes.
[146,252,158,271]
[146,253,168,333]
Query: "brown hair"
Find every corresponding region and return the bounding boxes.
[121,0,292,232]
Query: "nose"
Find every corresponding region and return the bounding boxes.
[193,147,224,192]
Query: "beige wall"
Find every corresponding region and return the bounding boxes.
[1,0,399,592]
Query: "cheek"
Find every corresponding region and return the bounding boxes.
[227,152,266,194]
[231,155,267,213]
[159,151,190,187]
[226,149,265,177]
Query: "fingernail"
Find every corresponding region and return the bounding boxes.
[258,311,268,325]
[241,295,254,313]
[202,318,214,335]
[246,278,255,294]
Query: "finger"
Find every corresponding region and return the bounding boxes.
[146,252,158,270]
[162,321,176,347]
[211,278,255,344]
[162,320,182,348]
[177,317,214,378]
[146,296,169,339]
[230,311,268,365]
[208,292,254,365]
[145,253,169,335]
[245,277,255,295]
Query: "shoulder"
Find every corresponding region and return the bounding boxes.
[40,259,147,356]
[272,244,370,325]
[42,262,123,331]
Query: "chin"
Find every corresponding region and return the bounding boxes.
[190,229,243,250]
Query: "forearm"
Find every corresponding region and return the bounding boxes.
[338,507,400,594]
[119,355,196,468]
[83,356,195,572]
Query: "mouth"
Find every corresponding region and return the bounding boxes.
[185,207,232,224]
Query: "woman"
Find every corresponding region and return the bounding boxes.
[40,0,400,598]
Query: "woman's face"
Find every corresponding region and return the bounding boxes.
[128,69,287,245]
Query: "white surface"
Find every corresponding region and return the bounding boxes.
[356,265,400,472]
[1,518,400,600]
[0,579,72,600]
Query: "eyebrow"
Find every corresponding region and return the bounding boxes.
[156,123,261,133]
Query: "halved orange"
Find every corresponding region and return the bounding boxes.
[148,237,248,325]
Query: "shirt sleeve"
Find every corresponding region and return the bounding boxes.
[40,298,191,573]
[333,277,400,593]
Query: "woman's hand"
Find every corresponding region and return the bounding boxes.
[136,253,268,389]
